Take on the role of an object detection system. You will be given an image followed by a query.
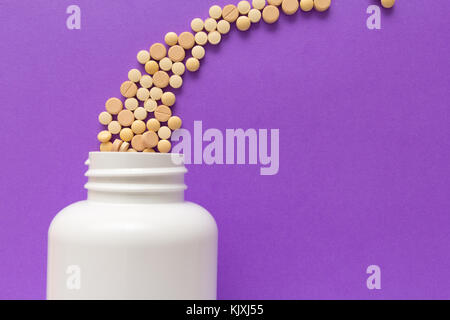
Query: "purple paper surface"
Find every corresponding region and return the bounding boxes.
[0,0,449,299]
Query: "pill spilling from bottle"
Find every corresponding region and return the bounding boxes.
[97,0,394,153]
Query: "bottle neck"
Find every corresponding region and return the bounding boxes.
[84,153,187,204]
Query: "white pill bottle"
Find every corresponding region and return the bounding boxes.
[47,152,218,300]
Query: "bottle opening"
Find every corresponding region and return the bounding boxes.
[85,152,187,203]
[86,152,185,171]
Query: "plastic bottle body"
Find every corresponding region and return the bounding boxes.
[46,153,218,300]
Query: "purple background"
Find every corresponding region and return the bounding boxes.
[1,0,449,299]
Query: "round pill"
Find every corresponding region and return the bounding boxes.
[222,4,239,23]
[117,109,135,127]
[153,71,170,89]
[108,121,122,134]
[169,75,183,89]
[208,31,221,45]
[248,9,262,23]
[128,69,141,82]
[238,1,251,14]
[217,20,231,34]
[186,57,200,72]
[168,116,182,130]
[145,60,159,75]
[159,57,173,71]
[192,46,206,59]
[237,16,251,31]
[149,43,167,60]
[98,130,112,143]
[300,0,314,11]
[381,0,395,8]
[154,105,172,122]
[314,0,331,12]
[140,75,153,89]
[100,142,113,152]
[136,87,150,101]
[209,5,223,19]
[158,126,172,140]
[134,107,148,120]
[172,62,186,76]
[147,118,161,132]
[191,18,204,32]
[119,141,130,152]
[150,87,163,100]
[144,99,157,112]
[282,0,299,15]
[157,140,172,153]
[137,50,150,64]
[268,0,282,5]
[262,5,280,23]
[131,135,146,152]
[120,81,138,98]
[252,0,266,10]
[143,131,159,148]
[178,32,195,50]
[195,31,208,46]
[112,139,123,152]
[165,32,178,46]
[105,97,123,115]
[161,92,176,106]
[204,18,217,32]
[98,111,112,125]
[120,128,134,142]
[168,45,186,62]
[143,148,155,153]
[125,98,139,111]
[127,148,137,152]
[131,120,146,134]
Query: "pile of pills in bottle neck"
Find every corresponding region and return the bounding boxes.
[98,0,394,153]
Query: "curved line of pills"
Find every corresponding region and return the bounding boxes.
[97,0,395,153]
